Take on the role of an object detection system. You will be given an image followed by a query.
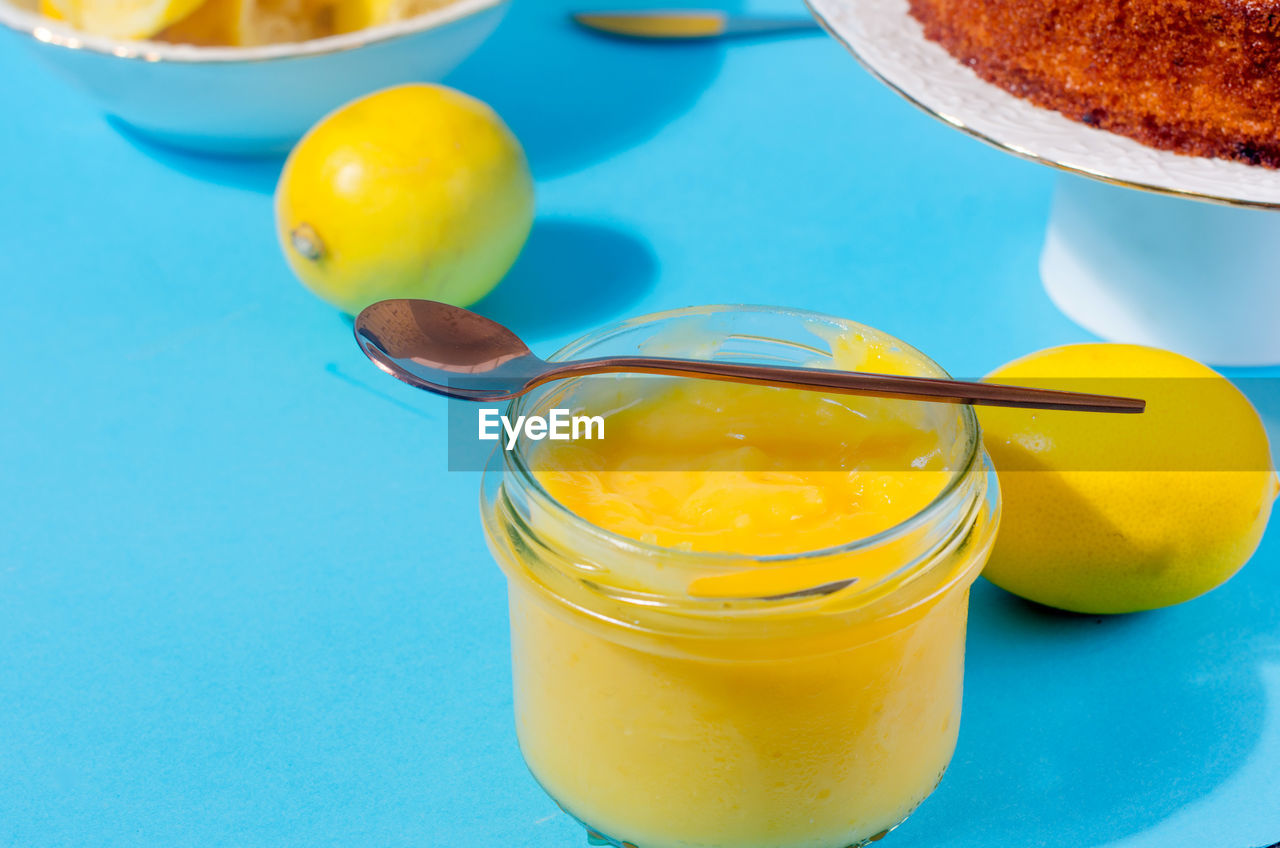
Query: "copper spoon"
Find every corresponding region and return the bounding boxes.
[571,10,822,40]
[353,299,1145,413]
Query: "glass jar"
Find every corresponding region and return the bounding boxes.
[481,306,1000,848]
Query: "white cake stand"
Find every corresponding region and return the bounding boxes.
[808,0,1280,366]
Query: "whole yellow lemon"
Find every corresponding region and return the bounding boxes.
[978,344,1277,614]
[275,84,535,315]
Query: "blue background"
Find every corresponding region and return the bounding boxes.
[3,1,1280,846]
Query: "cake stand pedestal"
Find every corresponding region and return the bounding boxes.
[808,0,1280,365]
[1042,176,1280,365]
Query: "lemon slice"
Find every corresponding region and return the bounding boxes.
[333,0,454,32]
[156,0,234,43]
[38,0,68,21]
[62,0,207,39]
[159,0,333,45]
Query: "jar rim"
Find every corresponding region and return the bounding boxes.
[498,304,984,574]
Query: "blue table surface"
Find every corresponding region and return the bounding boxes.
[4,1,1280,846]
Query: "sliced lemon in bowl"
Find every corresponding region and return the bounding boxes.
[333,0,456,32]
[37,0,68,21]
[60,0,208,39]
[40,0,460,42]
[159,0,334,45]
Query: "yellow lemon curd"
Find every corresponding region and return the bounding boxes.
[484,314,998,848]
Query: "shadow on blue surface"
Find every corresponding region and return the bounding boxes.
[472,217,657,342]
[447,0,741,178]
[109,117,286,193]
[936,577,1276,846]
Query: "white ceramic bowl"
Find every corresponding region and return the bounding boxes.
[0,0,509,154]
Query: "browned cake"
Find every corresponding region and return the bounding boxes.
[908,0,1280,167]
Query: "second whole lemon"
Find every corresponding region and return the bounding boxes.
[275,84,535,315]
[978,343,1277,615]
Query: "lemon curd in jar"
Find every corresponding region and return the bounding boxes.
[481,306,1000,848]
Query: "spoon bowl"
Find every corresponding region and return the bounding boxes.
[355,299,547,401]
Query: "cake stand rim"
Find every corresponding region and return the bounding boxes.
[806,0,1280,211]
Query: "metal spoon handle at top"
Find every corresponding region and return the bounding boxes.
[571,10,823,40]
[533,356,1146,413]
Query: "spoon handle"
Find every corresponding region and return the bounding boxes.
[539,356,1145,413]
